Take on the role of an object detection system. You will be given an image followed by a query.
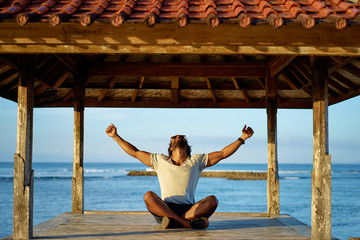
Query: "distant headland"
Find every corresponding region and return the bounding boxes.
[127,170,267,180]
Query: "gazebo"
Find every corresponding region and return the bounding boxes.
[0,0,359,239]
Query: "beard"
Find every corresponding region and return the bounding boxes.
[171,139,188,151]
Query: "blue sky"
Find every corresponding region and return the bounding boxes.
[0,96,359,164]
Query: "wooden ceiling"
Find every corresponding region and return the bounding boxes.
[0,54,359,109]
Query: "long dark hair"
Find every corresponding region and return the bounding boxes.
[168,140,192,158]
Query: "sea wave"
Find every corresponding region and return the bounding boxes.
[279,171,311,174]
[340,170,359,174]
[281,177,303,180]
[0,175,129,182]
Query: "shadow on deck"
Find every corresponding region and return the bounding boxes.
[3,212,317,240]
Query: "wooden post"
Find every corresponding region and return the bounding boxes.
[312,57,331,240]
[13,55,35,239]
[266,69,280,216]
[72,72,85,214]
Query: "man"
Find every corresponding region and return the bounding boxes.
[106,123,254,229]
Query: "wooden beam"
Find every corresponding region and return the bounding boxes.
[170,77,180,104]
[266,68,279,216]
[131,76,145,103]
[36,55,52,70]
[328,87,360,105]
[291,61,312,83]
[0,68,18,88]
[279,72,299,90]
[329,57,355,74]
[0,55,18,70]
[53,71,70,89]
[35,71,70,95]
[311,57,331,240]
[328,76,349,94]
[206,78,217,103]
[98,76,117,103]
[286,65,313,97]
[37,98,314,109]
[330,72,360,90]
[13,55,35,240]
[37,61,62,81]
[63,75,91,103]
[267,55,296,77]
[342,64,360,79]
[0,23,360,56]
[232,77,250,103]
[256,78,266,90]
[90,62,266,77]
[72,72,85,214]
[55,55,80,74]
[287,64,308,86]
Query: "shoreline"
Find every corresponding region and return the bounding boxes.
[127,170,267,180]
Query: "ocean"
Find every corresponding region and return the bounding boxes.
[0,162,359,239]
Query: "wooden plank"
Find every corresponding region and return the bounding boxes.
[0,55,18,70]
[1,44,360,55]
[24,212,312,240]
[55,55,80,74]
[63,75,91,103]
[328,77,349,94]
[89,62,266,77]
[342,64,360,78]
[72,72,85,214]
[206,78,217,103]
[13,55,35,240]
[35,71,70,95]
[131,76,145,103]
[0,22,359,55]
[266,68,279,216]
[311,57,331,240]
[232,78,250,103]
[256,78,266,90]
[291,61,312,83]
[329,57,355,74]
[267,55,296,77]
[98,76,117,102]
[285,67,313,97]
[279,72,299,90]
[36,55,52,70]
[36,98,314,109]
[53,71,70,89]
[0,68,18,88]
[330,72,360,90]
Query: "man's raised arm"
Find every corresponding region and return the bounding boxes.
[106,123,151,167]
[207,125,254,167]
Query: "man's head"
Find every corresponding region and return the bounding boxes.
[168,135,192,158]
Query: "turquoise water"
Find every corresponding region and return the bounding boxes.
[0,162,359,239]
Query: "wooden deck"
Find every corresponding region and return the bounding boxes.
[2,211,323,240]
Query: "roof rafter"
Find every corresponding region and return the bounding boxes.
[206,78,217,103]
[267,55,296,77]
[232,77,250,103]
[55,55,80,74]
[131,76,145,103]
[89,62,266,77]
[329,57,356,74]
[98,76,117,103]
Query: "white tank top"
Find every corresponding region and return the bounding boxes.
[150,153,208,204]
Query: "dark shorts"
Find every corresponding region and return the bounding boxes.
[148,202,193,224]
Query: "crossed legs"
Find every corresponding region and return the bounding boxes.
[143,191,218,228]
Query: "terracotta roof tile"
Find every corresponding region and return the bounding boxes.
[0,0,359,28]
